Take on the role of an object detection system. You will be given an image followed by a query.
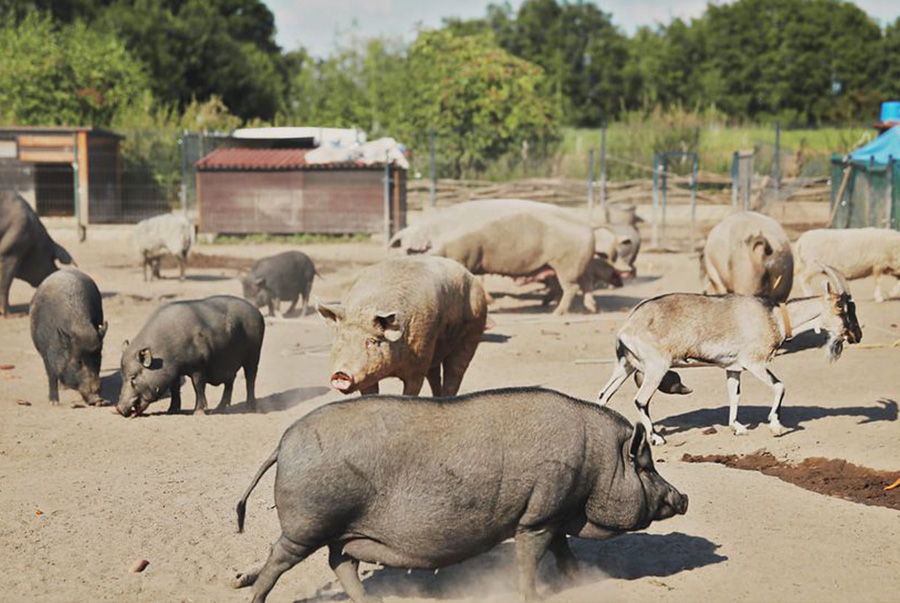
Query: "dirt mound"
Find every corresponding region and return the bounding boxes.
[683,452,900,511]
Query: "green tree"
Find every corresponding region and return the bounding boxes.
[99,0,288,121]
[881,18,900,101]
[0,12,150,126]
[405,29,559,176]
[698,0,881,123]
[481,0,632,126]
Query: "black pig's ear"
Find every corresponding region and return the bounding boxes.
[629,423,654,471]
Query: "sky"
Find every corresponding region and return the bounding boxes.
[264,0,899,57]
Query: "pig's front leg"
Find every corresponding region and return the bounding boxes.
[191,372,208,415]
[515,527,556,601]
[167,379,182,414]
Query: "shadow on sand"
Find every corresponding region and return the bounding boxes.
[657,399,898,436]
[100,374,328,417]
[295,532,725,602]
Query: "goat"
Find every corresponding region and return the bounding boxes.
[597,264,862,445]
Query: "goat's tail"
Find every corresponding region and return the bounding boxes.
[634,370,693,395]
[236,446,279,533]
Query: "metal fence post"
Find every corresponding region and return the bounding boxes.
[71,133,83,241]
[731,152,739,209]
[774,120,781,199]
[384,152,391,240]
[661,156,668,248]
[600,121,608,221]
[651,153,660,248]
[180,130,188,215]
[587,149,595,218]
[429,130,436,209]
[886,156,893,228]
[690,153,698,250]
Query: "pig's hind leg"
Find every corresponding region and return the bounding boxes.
[237,535,314,603]
[329,544,381,603]
[216,378,234,411]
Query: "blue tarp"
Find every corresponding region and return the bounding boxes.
[849,125,900,165]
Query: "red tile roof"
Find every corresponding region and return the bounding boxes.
[195,147,375,170]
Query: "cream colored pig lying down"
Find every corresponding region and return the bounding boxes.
[795,227,900,303]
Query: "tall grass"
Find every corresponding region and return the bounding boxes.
[561,107,872,181]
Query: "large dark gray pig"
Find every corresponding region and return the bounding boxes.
[116,296,264,416]
[316,255,487,396]
[240,251,318,317]
[0,190,74,315]
[233,387,688,603]
[30,269,107,405]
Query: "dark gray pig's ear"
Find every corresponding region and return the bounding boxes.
[98,321,108,339]
[53,243,75,266]
[57,328,71,346]
[138,348,153,368]
[629,423,654,471]
[374,311,402,342]
[254,276,266,288]
[121,339,130,355]
[316,300,344,324]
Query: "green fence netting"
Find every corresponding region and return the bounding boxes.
[830,155,900,230]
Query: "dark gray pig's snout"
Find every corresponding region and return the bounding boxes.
[675,492,689,515]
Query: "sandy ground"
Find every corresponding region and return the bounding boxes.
[1,216,899,603]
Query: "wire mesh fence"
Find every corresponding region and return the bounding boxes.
[830,157,900,229]
[1,123,888,240]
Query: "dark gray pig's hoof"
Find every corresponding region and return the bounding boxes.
[231,571,257,589]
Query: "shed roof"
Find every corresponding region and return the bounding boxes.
[0,126,123,139]
[195,147,381,171]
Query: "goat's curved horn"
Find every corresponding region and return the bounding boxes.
[817,261,849,295]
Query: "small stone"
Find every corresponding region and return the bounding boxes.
[15,399,31,406]
[130,559,150,573]
[702,427,717,435]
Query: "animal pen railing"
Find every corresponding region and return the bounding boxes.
[830,157,900,230]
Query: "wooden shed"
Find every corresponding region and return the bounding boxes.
[194,148,406,235]
[0,126,123,224]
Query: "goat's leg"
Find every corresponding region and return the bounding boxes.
[747,364,787,436]
[632,366,668,445]
[725,369,748,435]
[597,354,634,405]
[799,268,816,297]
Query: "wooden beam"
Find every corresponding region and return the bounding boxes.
[18,150,75,163]
[77,131,89,224]
[17,135,76,148]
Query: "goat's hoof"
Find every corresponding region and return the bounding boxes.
[731,422,749,436]
[768,421,788,436]
[649,432,667,446]
[874,296,885,304]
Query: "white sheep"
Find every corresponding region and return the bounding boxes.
[795,227,900,303]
